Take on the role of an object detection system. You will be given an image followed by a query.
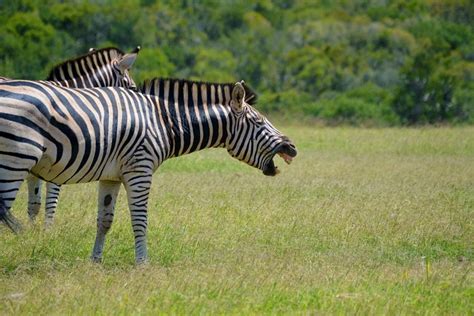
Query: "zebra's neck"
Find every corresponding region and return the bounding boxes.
[142,78,235,160]
[47,48,123,87]
[45,76,105,88]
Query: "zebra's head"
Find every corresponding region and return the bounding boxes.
[226,81,297,176]
[112,46,141,90]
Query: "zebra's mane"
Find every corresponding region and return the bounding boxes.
[46,47,125,81]
[140,78,258,106]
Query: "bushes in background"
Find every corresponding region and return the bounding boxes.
[0,0,472,125]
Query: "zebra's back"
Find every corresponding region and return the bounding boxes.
[0,80,153,184]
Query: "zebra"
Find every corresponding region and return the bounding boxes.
[0,78,297,263]
[1,46,140,227]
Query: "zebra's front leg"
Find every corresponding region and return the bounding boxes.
[123,171,152,264]
[44,182,61,228]
[91,180,121,263]
[26,175,43,222]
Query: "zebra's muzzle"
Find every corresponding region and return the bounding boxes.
[262,142,297,176]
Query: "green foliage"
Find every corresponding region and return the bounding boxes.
[315,97,385,125]
[286,46,335,95]
[191,47,237,82]
[259,89,314,115]
[0,0,473,124]
[0,11,64,79]
[394,45,474,124]
[310,84,398,125]
[132,47,175,84]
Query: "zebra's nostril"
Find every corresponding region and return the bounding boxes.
[282,142,297,157]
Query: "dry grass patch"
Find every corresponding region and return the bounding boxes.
[1,127,473,314]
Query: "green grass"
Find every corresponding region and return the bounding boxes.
[1,127,473,314]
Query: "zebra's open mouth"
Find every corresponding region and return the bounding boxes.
[263,142,297,176]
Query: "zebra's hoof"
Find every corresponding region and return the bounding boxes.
[135,257,149,266]
[44,222,54,230]
[90,256,102,263]
[0,212,23,234]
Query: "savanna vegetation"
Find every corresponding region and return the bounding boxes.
[1,0,473,125]
[1,126,473,314]
[1,1,472,314]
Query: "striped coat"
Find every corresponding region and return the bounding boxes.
[0,79,296,263]
[2,47,140,226]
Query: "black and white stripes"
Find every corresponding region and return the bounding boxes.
[47,46,140,89]
[0,78,296,263]
[26,47,139,226]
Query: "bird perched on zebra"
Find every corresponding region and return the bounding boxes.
[0,78,297,264]
[0,46,140,227]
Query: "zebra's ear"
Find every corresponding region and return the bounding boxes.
[131,46,141,54]
[231,81,246,111]
[117,53,138,72]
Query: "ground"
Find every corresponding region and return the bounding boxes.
[1,127,473,314]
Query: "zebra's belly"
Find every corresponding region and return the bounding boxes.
[30,154,56,181]
[31,153,123,185]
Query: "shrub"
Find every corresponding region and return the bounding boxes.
[314,95,396,125]
[260,84,398,125]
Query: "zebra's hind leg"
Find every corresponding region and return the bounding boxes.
[91,180,121,263]
[26,175,43,222]
[0,197,22,233]
[0,177,27,233]
[123,169,153,264]
[44,182,61,228]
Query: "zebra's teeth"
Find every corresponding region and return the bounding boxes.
[278,153,293,165]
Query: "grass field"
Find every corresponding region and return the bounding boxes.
[1,127,473,314]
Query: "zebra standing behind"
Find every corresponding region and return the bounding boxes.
[1,46,140,227]
[0,79,297,263]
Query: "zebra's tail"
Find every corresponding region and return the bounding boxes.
[0,198,22,233]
